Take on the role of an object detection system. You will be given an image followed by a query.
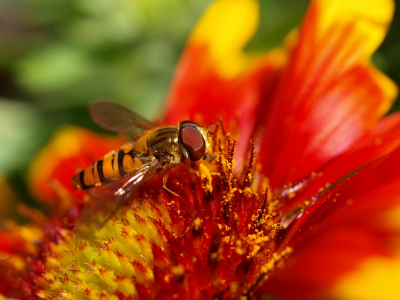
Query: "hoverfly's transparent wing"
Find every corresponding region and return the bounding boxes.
[75,158,163,243]
[89,101,156,132]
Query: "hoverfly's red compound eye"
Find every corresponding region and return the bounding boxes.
[179,121,206,161]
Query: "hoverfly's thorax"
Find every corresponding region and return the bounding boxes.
[147,127,179,154]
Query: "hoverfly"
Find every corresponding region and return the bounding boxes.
[72,101,213,239]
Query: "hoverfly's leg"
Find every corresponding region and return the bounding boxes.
[162,172,195,226]
[162,172,183,199]
[183,163,198,175]
[203,153,218,162]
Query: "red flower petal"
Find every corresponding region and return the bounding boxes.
[28,126,119,204]
[257,0,397,189]
[283,111,400,214]
[258,146,400,299]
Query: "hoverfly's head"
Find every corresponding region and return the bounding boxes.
[178,121,212,162]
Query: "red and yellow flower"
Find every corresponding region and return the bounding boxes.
[1,0,399,299]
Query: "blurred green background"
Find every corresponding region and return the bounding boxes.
[0,0,399,207]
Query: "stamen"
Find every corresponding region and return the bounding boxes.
[242,140,256,190]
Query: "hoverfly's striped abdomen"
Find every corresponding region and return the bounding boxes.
[71,146,152,190]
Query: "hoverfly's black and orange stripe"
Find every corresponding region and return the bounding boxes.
[118,148,141,176]
[72,146,148,190]
[97,159,105,182]
[78,170,90,189]
[118,149,126,176]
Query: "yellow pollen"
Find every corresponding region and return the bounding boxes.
[171,264,185,277]
[229,282,239,292]
[243,187,253,197]
[260,247,293,274]
[193,217,202,229]
[198,163,213,193]
[235,239,246,255]
[223,236,231,244]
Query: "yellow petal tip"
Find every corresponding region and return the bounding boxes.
[190,0,259,78]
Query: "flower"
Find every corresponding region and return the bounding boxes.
[1,0,400,299]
